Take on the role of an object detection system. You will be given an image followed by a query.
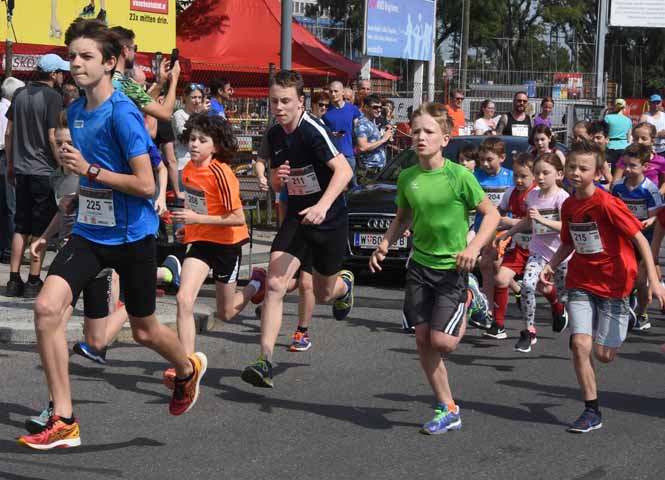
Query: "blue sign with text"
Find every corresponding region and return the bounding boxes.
[365,0,436,61]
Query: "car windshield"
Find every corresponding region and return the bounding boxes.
[375,136,545,183]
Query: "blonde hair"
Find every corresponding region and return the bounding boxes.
[411,102,454,135]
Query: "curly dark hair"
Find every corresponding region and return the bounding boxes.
[180,113,238,163]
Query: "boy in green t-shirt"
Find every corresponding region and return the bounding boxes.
[370,103,500,435]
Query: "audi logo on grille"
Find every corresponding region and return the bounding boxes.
[367,217,391,229]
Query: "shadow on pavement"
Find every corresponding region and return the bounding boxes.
[498,379,665,418]
[217,383,420,430]
[0,436,164,458]
[375,392,567,426]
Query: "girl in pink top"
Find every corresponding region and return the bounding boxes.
[499,153,569,351]
[614,122,665,195]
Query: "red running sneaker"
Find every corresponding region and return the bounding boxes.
[250,267,267,304]
[18,415,81,450]
[169,352,207,416]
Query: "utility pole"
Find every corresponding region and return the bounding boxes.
[460,0,470,94]
[595,0,609,105]
[281,0,293,70]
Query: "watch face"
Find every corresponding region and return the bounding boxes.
[90,166,100,175]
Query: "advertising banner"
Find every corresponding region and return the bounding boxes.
[0,0,175,52]
[610,0,665,28]
[365,0,436,61]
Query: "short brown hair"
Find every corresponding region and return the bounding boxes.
[56,110,69,130]
[411,102,453,135]
[568,140,605,171]
[458,144,479,162]
[513,152,535,171]
[270,70,304,97]
[478,137,506,157]
[311,91,330,105]
[65,18,121,68]
[623,143,652,165]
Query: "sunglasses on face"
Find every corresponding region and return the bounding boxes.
[371,105,382,110]
[455,97,464,101]
[318,102,329,108]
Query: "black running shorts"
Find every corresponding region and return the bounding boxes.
[186,241,242,284]
[404,261,468,336]
[48,235,157,318]
[271,217,346,276]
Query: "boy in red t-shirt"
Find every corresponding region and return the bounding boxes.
[541,142,665,434]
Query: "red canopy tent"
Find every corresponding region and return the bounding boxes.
[177,0,398,97]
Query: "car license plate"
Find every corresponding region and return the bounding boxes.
[353,232,407,250]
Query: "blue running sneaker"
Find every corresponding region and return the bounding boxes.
[162,255,182,288]
[72,341,107,365]
[288,331,312,352]
[421,405,462,435]
[241,356,273,388]
[567,408,602,433]
[467,273,491,330]
[332,270,354,320]
[25,406,52,434]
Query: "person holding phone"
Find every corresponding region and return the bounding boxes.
[109,26,180,122]
[323,81,362,188]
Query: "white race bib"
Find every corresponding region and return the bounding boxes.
[570,221,604,254]
[533,208,560,235]
[622,198,648,220]
[185,186,208,215]
[287,165,321,196]
[485,186,509,207]
[511,124,530,137]
[77,186,115,227]
[513,232,532,249]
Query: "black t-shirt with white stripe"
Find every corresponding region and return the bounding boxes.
[267,111,346,229]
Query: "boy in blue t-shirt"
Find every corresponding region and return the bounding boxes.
[18,18,207,451]
[611,143,662,331]
[473,137,514,232]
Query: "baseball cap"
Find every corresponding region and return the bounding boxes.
[614,98,626,108]
[37,54,70,73]
[650,94,662,103]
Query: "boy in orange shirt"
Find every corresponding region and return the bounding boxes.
[164,114,266,386]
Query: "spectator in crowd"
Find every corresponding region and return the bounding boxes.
[0,77,25,264]
[533,96,554,129]
[109,25,180,122]
[355,94,394,181]
[357,79,371,106]
[310,91,330,119]
[208,77,233,119]
[61,82,80,107]
[382,99,396,126]
[394,105,413,151]
[640,94,665,155]
[474,99,499,135]
[496,91,533,138]
[444,89,466,136]
[324,80,362,188]
[343,86,355,105]
[5,54,66,297]
[604,98,633,168]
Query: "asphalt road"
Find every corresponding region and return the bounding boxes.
[1,272,665,480]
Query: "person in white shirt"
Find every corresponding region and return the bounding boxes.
[0,77,25,263]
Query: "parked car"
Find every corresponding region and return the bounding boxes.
[343,136,567,272]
